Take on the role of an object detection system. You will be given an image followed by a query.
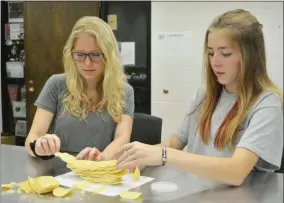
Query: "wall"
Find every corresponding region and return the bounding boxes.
[106,2,151,114]
[0,69,2,134]
[151,2,283,141]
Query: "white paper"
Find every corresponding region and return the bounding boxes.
[15,120,27,137]
[55,172,154,196]
[154,31,192,57]
[6,62,24,78]
[10,32,21,40]
[12,101,26,118]
[9,23,24,31]
[119,42,135,66]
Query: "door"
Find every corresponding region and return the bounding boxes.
[102,2,151,114]
[24,2,100,131]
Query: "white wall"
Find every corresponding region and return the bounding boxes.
[151,2,283,141]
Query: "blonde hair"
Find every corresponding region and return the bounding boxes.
[199,9,283,149]
[62,16,126,122]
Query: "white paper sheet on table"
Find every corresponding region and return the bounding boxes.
[55,171,154,196]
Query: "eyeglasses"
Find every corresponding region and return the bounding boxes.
[71,52,104,62]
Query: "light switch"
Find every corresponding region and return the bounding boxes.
[107,14,117,30]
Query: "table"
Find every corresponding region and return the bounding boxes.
[1,144,283,203]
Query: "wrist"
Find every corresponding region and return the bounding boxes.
[29,139,54,160]
[161,145,167,166]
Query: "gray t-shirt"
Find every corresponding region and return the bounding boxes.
[35,73,135,153]
[175,87,283,171]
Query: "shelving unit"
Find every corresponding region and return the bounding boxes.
[1,1,27,145]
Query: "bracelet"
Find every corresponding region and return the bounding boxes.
[29,140,55,160]
[161,145,167,166]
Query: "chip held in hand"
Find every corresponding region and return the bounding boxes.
[131,166,141,182]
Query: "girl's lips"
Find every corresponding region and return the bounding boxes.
[83,69,96,71]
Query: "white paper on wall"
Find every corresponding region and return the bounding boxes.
[6,62,24,78]
[119,42,135,66]
[12,101,26,118]
[154,31,193,57]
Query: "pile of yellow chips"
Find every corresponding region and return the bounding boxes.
[55,152,139,185]
[2,176,72,198]
[22,176,59,194]
[2,153,142,200]
[1,182,17,194]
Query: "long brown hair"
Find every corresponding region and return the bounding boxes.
[199,9,282,150]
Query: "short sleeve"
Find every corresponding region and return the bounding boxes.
[174,87,205,145]
[175,112,191,145]
[34,75,59,113]
[123,83,135,118]
[237,93,283,170]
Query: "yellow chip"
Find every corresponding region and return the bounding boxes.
[72,181,93,190]
[76,172,125,180]
[55,152,76,163]
[80,175,122,185]
[119,191,142,200]
[27,178,36,193]
[68,159,118,171]
[76,169,126,175]
[1,182,17,191]
[17,188,23,194]
[29,176,60,194]
[18,180,34,193]
[131,167,140,182]
[53,187,72,197]
[92,186,107,194]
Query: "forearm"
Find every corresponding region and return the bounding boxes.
[105,114,133,160]
[103,136,130,160]
[166,148,246,186]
